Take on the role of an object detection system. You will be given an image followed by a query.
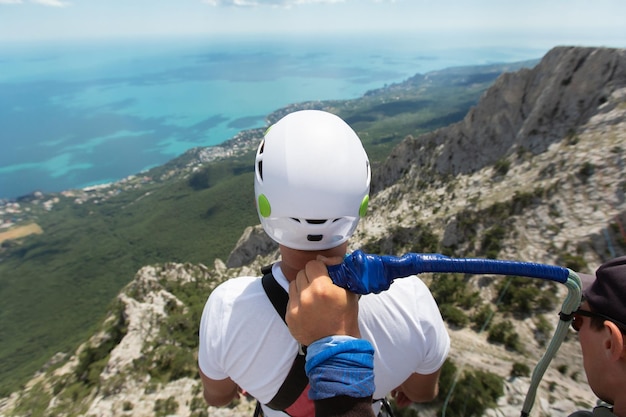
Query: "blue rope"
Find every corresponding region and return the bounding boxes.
[327,251,582,416]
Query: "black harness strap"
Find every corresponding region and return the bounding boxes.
[261,265,309,412]
[261,265,290,322]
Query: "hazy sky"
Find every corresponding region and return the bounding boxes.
[0,0,625,47]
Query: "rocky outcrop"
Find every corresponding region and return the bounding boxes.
[373,47,626,192]
[226,225,278,268]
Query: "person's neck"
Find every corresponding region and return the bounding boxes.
[278,243,348,282]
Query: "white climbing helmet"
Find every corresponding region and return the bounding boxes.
[254,110,371,250]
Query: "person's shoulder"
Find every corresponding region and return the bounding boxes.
[380,275,429,295]
[205,275,269,315]
[360,275,431,307]
[210,275,261,297]
[214,274,259,286]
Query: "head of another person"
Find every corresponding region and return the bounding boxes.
[574,256,626,407]
[254,110,371,252]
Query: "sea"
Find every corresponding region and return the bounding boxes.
[0,34,548,200]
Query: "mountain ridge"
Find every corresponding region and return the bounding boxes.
[374,46,626,189]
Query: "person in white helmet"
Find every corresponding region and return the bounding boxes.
[197,110,450,417]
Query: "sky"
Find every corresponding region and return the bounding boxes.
[0,0,625,48]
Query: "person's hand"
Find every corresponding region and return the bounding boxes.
[286,256,361,346]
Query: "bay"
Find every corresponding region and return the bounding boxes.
[0,34,546,199]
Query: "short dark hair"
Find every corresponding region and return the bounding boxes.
[579,256,626,333]
[589,312,609,332]
[581,295,626,333]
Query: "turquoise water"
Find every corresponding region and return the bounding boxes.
[0,35,546,199]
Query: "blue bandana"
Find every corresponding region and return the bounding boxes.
[305,336,375,400]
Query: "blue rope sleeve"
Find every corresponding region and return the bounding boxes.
[327,250,570,295]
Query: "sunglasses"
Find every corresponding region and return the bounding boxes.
[571,309,626,333]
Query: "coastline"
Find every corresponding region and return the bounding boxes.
[0,38,550,200]
[0,128,260,230]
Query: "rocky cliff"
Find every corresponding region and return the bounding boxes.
[374,46,626,187]
[2,46,625,417]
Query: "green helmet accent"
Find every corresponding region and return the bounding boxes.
[359,195,369,217]
[258,194,271,218]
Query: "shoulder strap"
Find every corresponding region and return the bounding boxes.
[261,266,309,412]
[261,266,289,322]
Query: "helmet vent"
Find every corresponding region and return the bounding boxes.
[306,219,327,225]
[255,140,265,181]
[307,234,323,242]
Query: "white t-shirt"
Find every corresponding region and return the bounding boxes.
[198,263,450,416]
